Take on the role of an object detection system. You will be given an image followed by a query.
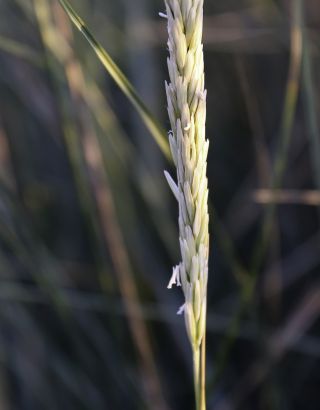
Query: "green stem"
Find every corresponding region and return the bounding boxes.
[193,347,200,410]
[200,333,206,410]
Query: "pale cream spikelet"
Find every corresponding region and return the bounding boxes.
[163,0,209,350]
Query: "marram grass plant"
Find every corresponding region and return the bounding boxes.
[162,0,209,409]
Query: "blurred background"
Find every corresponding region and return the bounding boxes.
[0,0,319,409]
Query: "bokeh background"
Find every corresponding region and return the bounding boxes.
[0,0,319,409]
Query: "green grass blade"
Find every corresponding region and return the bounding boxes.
[58,0,171,160]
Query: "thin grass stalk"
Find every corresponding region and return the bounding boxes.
[300,1,320,221]
[58,0,171,159]
[250,0,302,276]
[193,347,200,407]
[162,1,209,408]
[200,315,206,409]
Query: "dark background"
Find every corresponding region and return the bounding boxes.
[0,0,319,409]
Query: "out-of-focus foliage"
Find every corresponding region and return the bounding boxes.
[0,0,319,409]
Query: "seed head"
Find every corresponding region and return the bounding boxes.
[163,0,209,349]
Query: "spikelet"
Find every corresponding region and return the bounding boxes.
[163,0,209,350]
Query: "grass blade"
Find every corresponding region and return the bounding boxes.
[58,0,170,159]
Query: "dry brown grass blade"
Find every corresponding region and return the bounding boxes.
[253,189,320,206]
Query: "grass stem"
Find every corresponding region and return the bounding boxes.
[200,330,207,409]
[193,347,200,409]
